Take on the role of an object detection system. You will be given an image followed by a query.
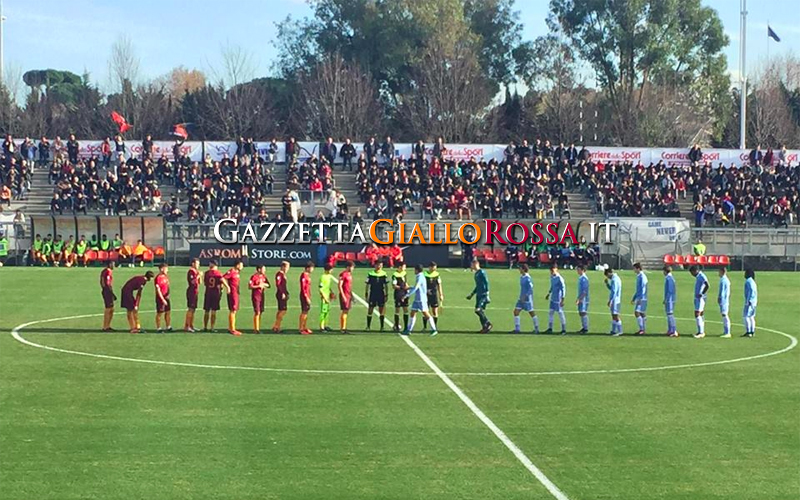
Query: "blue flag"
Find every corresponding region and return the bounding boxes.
[768,26,781,42]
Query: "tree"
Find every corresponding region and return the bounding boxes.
[747,56,800,148]
[295,53,382,139]
[549,0,730,144]
[158,67,206,100]
[107,35,141,116]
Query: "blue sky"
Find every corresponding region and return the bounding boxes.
[3,0,799,91]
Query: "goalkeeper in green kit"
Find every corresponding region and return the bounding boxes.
[319,264,336,332]
[466,259,492,333]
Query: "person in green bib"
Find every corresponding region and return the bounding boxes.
[89,234,100,251]
[41,236,53,266]
[75,236,89,267]
[112,234,123,250]
[0,232,8,267]
[52,235,64,266]
[318,264,336,332]
[99,234,111,251]
[63,236,76,267]
[32,234,43,265]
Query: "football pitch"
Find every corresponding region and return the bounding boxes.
[1,266,798,500]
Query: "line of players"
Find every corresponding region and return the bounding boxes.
[498,261,759,338]
[98,258,759,337]
[97,258,448,335]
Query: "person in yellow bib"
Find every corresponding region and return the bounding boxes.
[0,232,9,267]
[75,236,89,267]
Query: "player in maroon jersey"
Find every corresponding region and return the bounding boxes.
[120,271,155,333]
[183,258,202,332]
[100,261,116,331]
[154,263,173,333]
[298,261,315,335]
[223,259,245,336]
[338,260,355,334]
[203,260,229,332]
[271,261,291,332]
[248,264,271,334]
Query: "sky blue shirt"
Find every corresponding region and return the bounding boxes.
[694,271,709,298]
[405,272,428,302]
[549,274,566,302]
[718,275,730,306]
[577,274,590,302]
[664,274,676,303]
[519,274,533,301]
[607,274,622,304]
[633,272,648,301]
[744,277,758,306]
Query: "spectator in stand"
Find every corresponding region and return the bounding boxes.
[340,138,356,171]
[432,136,445,160]
[363,136,378,163]
[142,134,154,161]
[67,134,80,164]
[38,136,51,168]
[688,144,702,164]
[285,137,298,165]
[381,136,395,164]
[101,137,112,171]
[748,145,763,167]
[321,137,337,165]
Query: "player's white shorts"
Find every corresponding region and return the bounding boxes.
[549,301,563,312]
[515,300,534,312]
[609,302,620,315]
[743,304,757,318]
[635,299,648,313]
[411,299,428,312]
[577,301,589,314]
[664,300,675,314]
[694,297,706,312]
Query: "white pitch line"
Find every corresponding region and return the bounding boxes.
[342,281,571,500]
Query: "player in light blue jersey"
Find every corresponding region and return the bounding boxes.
[662,265,678,337]
[604,267,623,336]
[689,265,710,338]
[402,264,438,336]
[544,263,567,334]
[631,262,649,335]
[575,265,590,334]
[512,264,539,333]
[717,268,731,338]
[742,268,758,338]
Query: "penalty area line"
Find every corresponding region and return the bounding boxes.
[341,279,571,500]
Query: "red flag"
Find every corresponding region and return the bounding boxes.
[110,111,131,134]
[171,123,189,140]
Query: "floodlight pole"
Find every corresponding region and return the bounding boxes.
[739,0,747,150]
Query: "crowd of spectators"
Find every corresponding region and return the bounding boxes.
[2,133,798,228]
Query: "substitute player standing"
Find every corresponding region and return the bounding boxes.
[512,263,539,333]
[120,271,155,333]
[203,260,226,332]
[742,269,758,338]
[248,265,271,334]
[338,260,354,334]
[423,262,444,331]
[319,264,336,332]
[466,259,492,333]
[576,265,590,334]
[545,263,567,334]
[718,268,731,338]
[631,262,648,335]
[299,261,315,335]
[184,258,201,332]
[100,261,116,331]
[604,267,623,336]
[272,261,291,333]
[392,261,409,332]
[663,265,678,337]
[689,265,709,339]
[403,264,438,336]
[223,260,244,336]
[154,263,173,333]
[364,261,389,331]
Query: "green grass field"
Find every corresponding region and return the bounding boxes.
[1,265,798,500]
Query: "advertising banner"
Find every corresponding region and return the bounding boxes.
[611,218,692,242]
[247,244,318,266]
[189,242,247,266]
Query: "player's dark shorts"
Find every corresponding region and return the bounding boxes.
[300,297,311,313]
[276,293,288,311]
[121,292,139,312]
[427,292,439,308]
[368,294,386,308]
[474,294,490,310]
[252,295,265,314]
[156,297,171,313]
[102,288,115,308]
[186,288,199,309]
[227,293,240,312]
[339,295,352,311]
[394,293,409,308]
[203,291,221,311]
